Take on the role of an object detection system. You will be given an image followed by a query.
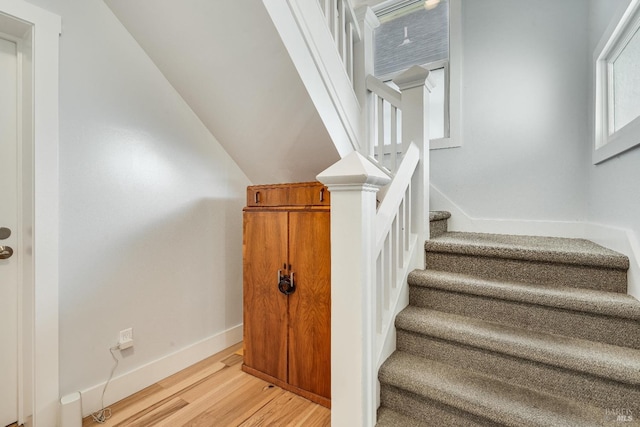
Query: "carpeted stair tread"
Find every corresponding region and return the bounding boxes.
[376,407,431,427]
[426,232,629,269]
[408,269,640,320]
[429,211,451,222]
[396,306,640,385]
[379,351,605,427]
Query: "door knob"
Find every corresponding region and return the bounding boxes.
[0,245,13,259]
[0,227,10,240]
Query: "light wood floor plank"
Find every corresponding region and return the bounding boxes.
[82,343,331,426]
[84,362,229,426]
[220,353,243,367]
[116,397,188,427]
[177,364,246,403]
[82,384,165,427]
[238,391,328,427]
[157,342,242,389]
[156,375,283,426]
[297,406,332,427]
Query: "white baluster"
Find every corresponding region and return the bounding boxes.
[398,198,405,266]
[392,216,399,288]
[391,105,398,172]
[377,96,384,165]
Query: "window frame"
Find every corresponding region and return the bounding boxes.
[594,0,640,164]
[372,0,461,150]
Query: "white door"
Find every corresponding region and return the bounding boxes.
[0,34,19,427]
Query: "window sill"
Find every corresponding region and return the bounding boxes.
[594,116,640,164]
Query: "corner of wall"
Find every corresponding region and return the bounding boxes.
[586,223,640,300]
[78,325,242,417]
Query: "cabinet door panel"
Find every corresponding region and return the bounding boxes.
[243,211,289,382]
[288,211,331,399]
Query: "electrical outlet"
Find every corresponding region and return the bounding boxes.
[118,327,134,350]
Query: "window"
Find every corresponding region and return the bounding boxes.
[594,0,640,163]
[373,0,460,148]
[611,26,640,132]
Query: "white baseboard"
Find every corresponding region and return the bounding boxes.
[429,184,588,237]
[430,184,640,300]
[586,223,640,300]
[77,324,243,418]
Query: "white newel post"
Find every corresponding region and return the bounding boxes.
[317,152,391,427]
[393,66,432,250]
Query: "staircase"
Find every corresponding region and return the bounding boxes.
[377,212,640,426]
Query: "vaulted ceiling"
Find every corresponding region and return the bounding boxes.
[104,0,341,184]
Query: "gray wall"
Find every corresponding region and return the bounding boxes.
[431,0,590,222]
[24,0,250,396]
[587,0,640,242]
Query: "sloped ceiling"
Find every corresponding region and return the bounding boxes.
[104,0,340,184]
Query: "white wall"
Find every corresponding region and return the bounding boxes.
[430,0,590,222]
[23,0,250,400]
[586,0,637,231]
[104,0,341,186]
[586,0,640,298]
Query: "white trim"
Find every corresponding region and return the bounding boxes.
[372,0,424,18]
[585,223,640,300]
[430,184,588,237]
[430,184,640,300]
[593,0,640,164]
[0,2,60,426]
[432,0,462,150]
[79,325,243,417]
[0,29,24,427]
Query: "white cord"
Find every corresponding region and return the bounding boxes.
[91,345,120,424]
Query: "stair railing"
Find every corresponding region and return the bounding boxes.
[318,65,432,427]
[263,0,363,155]
[368,65,433,372]
[318,0,361,89]
[266,1,432,424]
[373,142,419,352]
[366,75,403,174]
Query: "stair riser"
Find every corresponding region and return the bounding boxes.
[409,286,640,349]
[397,329,640,414]
[381,385,498,427]
[377,407,432,427]
[430,219,448,238]
[425,252,627,293]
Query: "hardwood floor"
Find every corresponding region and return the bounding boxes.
[82,343,330,427]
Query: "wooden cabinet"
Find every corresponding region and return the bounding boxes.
[242,182,331,408]
[246,181,330,208]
